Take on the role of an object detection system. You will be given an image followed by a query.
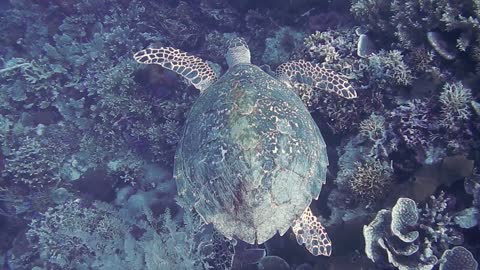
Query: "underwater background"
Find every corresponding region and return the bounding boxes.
[0,0,479,269]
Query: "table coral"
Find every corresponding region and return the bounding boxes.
[364,194,478,270]
[439,246,478,270]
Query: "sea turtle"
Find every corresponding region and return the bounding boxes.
[133,37,356,257]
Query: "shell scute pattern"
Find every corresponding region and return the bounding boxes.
[175,64,328,244]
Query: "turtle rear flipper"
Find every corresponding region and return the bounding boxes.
[133,47,218,92]
[292,207,332,256]
[276,60,357,99]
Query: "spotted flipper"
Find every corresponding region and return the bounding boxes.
[276,60,357,99]
[292,207,332,256]
[133,47,218,92]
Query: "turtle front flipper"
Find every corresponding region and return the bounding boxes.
[292,207,332,256]
[276,60,357,99]
[133,47,217,92]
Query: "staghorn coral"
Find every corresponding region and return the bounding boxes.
[408,46,437,73]
[348,158,393,203]
[359,113,386,142]
[0,117,81,189]
[107,152,145,187]
[350,0,391,34]
[351,0,476,45]
[26,199,131,269]
[438,81,473,131]
[0,57,64,109]
[324,132,399,229]
[304,30,357,66]
[358,113,398,158]
[0,0,193,168]
[303,28,362,87]
[419,192,464,252]
[23,198,233,270]
[301,28,421,134]
[368,50,413,86]
[388,80,476,158]
[145,1,205,50]
[351,0,480,71]
[2,136,61,188]
[389,98,433,150]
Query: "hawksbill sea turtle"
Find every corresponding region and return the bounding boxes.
[133,37,357,257]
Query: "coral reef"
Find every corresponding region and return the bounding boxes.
[364,193,478,269]
[367,50,413,87]
[2,137,61,188]
[0,0,479,269]
[351,0,480,72]
[463,171,480,230]
[18,198,234,270]
[261,27,305,67]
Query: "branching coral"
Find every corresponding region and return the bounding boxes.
[0,0,191,173]
[304,30,356,65]
[389,98,433,149]
[359,113,386,142]
[359,113,394,158]
[439,81,473,131]
[24,199,232,270]
[408,46,437,73]
[2,136,61,188]
[368,50,413,86]
[300,28,418,134]
[463,172,480,230]
[348,158,393,203]
[0,57,63,109]
[26,199,130,269]
[389,81,475,157]
[107,152,145,187]
[419,192,464,252]
[351,0,480,71]
[89,57,193,166]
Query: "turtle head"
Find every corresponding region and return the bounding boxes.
[226,37,251,68]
